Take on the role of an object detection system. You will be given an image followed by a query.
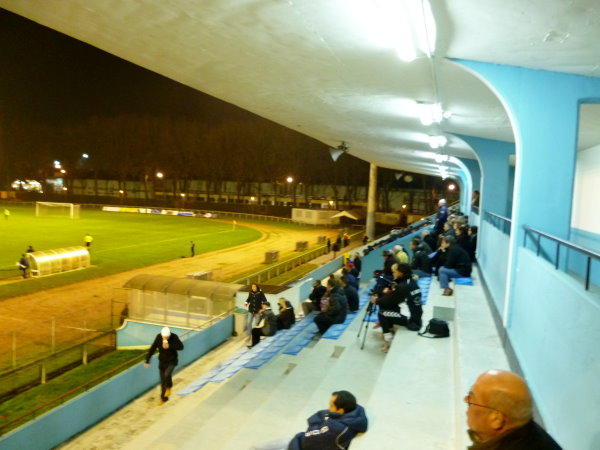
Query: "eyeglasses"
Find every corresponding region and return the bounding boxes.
[464,392,501,413]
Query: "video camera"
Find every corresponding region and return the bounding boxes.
[369,270,394,297]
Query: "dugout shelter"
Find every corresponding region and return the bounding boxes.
[28,246,90,277]
[122,274,240,328]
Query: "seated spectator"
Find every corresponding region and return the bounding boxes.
[302,280,326,317]
[249,302,277,348]
[341,266,358,289]
[371,263,423,352]
[382,250,395,277]
[456,225,472,256]
[393,244,409,264]
[422,229,437,251]
[469,225,478,261]
[276,297,295,330]
[438,236,472,296]
[314,277,348,334]
[252,391,368,450]
[443,221,456,238]
[409,238,433,277]
[465,369,562,449]
[341,276,359,312]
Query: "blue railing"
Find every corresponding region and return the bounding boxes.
[483,210,511,235]
[523,226,599,291]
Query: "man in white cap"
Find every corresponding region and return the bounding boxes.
[144,326,184,405]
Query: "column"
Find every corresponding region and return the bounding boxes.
[366,163,377,240]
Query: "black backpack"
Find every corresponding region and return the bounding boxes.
[418,318,450,338]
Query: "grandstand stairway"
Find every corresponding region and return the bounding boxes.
[63,267,510,450]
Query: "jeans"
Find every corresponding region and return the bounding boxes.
[159,362,176,400]
[412,269,432,279]
[246,312,258,335]
[439,266,463,289]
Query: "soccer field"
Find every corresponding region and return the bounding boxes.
[0,205,261,286]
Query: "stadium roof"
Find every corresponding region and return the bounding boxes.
[2,0,600,177]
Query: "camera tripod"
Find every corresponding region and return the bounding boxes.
[357,299,378,350]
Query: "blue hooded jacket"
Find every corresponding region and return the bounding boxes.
[288,404,368,450]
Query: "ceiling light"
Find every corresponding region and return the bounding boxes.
[416,102,444,125]
[434,153,449,163]
[428,135,447,149]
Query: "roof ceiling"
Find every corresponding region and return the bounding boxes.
[1,0,599,176]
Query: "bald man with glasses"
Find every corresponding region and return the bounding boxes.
[465,369,562,449]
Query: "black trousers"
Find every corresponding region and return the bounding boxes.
[251,327,265,347]
[159,361,176,400]
[378,310,407,333]
[406,303,423,331]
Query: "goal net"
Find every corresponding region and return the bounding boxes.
[36,202,81,219]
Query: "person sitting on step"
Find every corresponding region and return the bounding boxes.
[438,235,472,296]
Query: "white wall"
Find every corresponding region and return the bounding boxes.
[571,144,600,233]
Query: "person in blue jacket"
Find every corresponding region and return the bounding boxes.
[250,391,368,450]
[289,390,368,450]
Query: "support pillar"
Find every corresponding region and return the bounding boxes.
[366,163,377,240]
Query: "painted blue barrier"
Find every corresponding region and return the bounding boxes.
[0,316,233,450]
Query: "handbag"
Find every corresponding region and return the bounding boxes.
[418,318,450,338]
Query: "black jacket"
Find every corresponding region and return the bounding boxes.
[288,405,368,450]
[257,308,277,336]
[308,285,327,310]
[352,256,362,274]
[457,234,472,257]
[424,234,437,252]
[343,284,359,312]
[246,289,267,313]
[277,303,296,330]
[146,333,184,365]
[411,242,433,274]
[468,420,562,450]
[324,286,348,324]
[441,244,472,276]
[377,277,422,311]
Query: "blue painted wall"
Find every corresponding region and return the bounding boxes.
[477,221,510,314]
[509,248,600,450]
[0,316,233,450]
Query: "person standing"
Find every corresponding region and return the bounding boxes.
[26,245,35,253]
[326,238,331,253]
[18,254,29,278]
[144,326,184,405]
[84,233,93,248]
[3,208,9,220]
[245,284,267,337]
[434,199,448,237]
[190,241,195,257]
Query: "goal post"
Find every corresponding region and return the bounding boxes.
[35,202,81,219]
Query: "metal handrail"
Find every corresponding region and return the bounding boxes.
[523,225,599,291]
[483,210,512,235]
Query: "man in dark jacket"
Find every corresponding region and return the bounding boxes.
[410,238,433,277]
[466,369,562,450]
[144,326,184,405]
[289,391,368,450]
[422,229,437,253]
[302,280,327,316]
[438,235,472,296]
[434,198,448,236]
[314,278,348,334]
[372,263,422,352]
[250,302,278,347]
[341,276,359,312]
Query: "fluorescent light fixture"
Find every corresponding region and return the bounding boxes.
[434,153,449,163]
[428,135,447,149]
[416,102,444,126]
[379,0,416,62]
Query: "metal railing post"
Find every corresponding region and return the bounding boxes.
[585,257,591,291]
[12,331,17,368]
[51,318,56,354]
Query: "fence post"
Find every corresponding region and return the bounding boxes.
[12,331,17,368]
[82,320,88,365]
[51,317,56,353]
[40,362,47,384]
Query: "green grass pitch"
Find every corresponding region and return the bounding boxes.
[0,205,262,299]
